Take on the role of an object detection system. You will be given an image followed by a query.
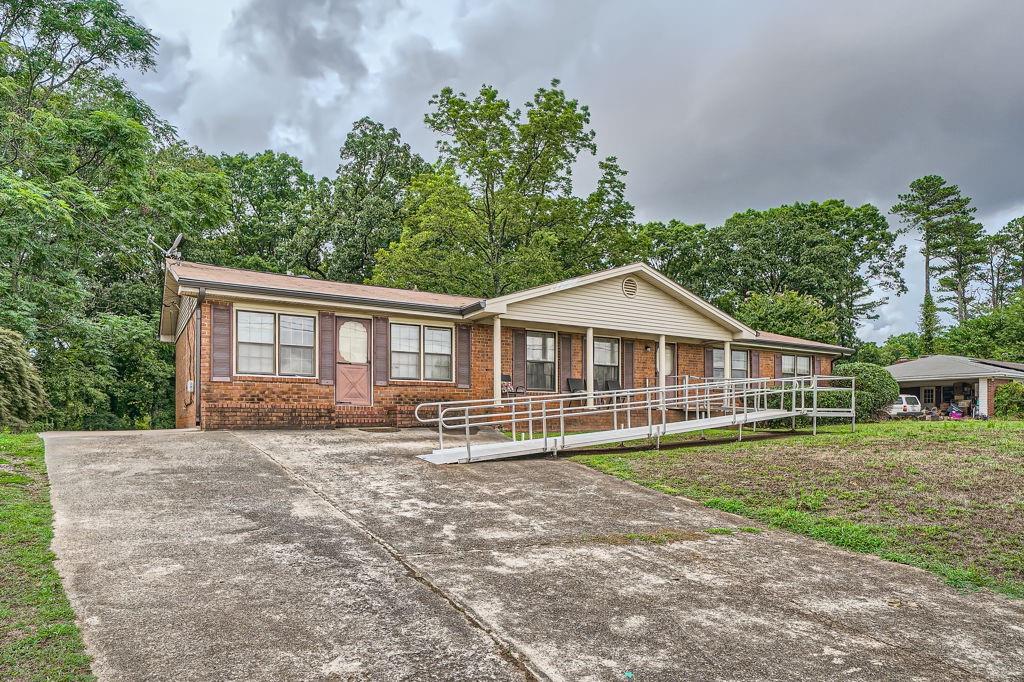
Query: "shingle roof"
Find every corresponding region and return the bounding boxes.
[167,260,482,310]
[751,331,851,354]
[886,355,1024,381]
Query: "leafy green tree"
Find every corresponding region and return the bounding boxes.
[879,332,923,366]
[735,291,840,345]
[931,213,987,322]
[993,383,1024,419]
[919,293,941,354]
[850,341,884,365]
[209,150,313,273]
[372,81,638,297]
[937,291,1024,361]
[285,117,428,282]
[979,231,1015,311]
[642,220,730,307]
[1000,216,1024,294]
[715,200,905,345]
[0,328,47,429]
[891,175,975,296]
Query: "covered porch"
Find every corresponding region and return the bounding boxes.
[898,380,988,417]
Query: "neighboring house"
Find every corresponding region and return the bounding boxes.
[159,260,849,429]
[885,355,1024,417]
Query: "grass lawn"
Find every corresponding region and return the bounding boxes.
[573,419,1024,598]
[0,433,93,681]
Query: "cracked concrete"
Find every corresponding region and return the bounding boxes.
[44,428,1024,681]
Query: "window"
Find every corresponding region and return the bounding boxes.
[390,324,421,380]
[712,348,726,378]
[923,387,935,406]
[781,354,811,378]
[389,323,455,382]
[594,337,620,389]
[337,321,368,363]
[424,327,453,381]
[237,311,275,374]
[278,314,315,376]
[731,350,749,379]
[657,343,677,379]
[526,331,556,391]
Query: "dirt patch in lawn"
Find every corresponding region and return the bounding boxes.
[573,420,1024,597]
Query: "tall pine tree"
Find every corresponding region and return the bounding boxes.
[932,213,987,322]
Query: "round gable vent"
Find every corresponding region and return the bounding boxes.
[622,276,638,298]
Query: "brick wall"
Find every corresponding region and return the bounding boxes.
[174,310,197,428]
[987,378,1010,417]
[188,299,839,430]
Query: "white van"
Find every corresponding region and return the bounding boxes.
[885,394,923,418]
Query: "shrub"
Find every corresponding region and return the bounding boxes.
[830,362,899,422]
[0,328,48,430]
[994,382,1024,419]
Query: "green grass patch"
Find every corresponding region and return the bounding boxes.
[0,433,93,680]
[574,419,1024,598]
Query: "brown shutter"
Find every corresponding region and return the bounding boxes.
[512,328,527,389]
[581,334,587,388]
[559,333,572,391]
[704,347,714,378]
[622,340,634,389]
[814,356,821,375]
[211,303,232,382]
[774,353,783,379]
[373,316,389,386]
[456,324,472,388]
[318,312,335,385]
[750,351,760,379]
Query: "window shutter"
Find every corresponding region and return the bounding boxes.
[559,333,572,391]
[211,303,232,382]
[373,316,389,386]
[814,356,821,375]
[774,353,783,379]
[581,334,587,387]
[704,347,714,378]
[622,340,634,389]
[456,324,472,388]
[512,328,527,389]
[318,312,335,385]
[750,351,760,379]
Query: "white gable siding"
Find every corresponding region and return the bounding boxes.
[503,276,732,340]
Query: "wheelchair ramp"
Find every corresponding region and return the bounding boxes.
[420,408,796,464]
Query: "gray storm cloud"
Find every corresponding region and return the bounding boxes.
[122,0,1024,341]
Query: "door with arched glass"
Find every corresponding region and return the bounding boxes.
[335,317,371,405]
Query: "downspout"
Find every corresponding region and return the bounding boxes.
[195,287,206,426]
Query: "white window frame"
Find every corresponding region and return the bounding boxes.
[525,330,557,392]
[593,336,621,389]
[712,348,726,378]
[388,322,456,383]
[731,350,749,379]
[424,325,454,382]
[923,387,935,405]
[233,307,319,379]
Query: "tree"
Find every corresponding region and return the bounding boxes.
[937,291,1024,361]
[891,175,975,297]
[919,293,941,354]
[0,328,47,429]
[978,231,1015,311]
[371,81,638,297]
[641,220,730,307]
[1000,216,1024,295]
[734,292,840,345]
[879,332,923,366]
[929,213,987,322]
[285,117,428,282]
[209,150,313,273]
[714,200,905,345]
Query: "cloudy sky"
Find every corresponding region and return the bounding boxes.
[121,0,1024,341]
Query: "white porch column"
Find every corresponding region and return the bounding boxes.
[492,315,502,404]
[586,326,595,407]
[658,334,667,393]
[723,340,732,379]
[978,377,989,416]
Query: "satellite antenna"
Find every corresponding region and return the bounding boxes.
[149,232,184,259]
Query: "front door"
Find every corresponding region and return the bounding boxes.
[335,317,371,405]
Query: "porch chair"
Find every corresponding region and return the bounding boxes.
[566,378,587,406]
[501,374,526,399]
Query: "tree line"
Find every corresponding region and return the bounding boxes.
[1,1,1022,430]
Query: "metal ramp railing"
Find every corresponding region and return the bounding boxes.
[414,375,855,464]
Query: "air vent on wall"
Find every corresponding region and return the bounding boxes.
[622,277,638,298]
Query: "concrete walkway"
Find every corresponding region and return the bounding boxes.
[44,429,1024,681]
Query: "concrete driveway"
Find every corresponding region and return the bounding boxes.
[44,429,1024,681]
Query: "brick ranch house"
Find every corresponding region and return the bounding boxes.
[159,260,850,429]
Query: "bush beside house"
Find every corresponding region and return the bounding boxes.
[993,383,1024,419]
[831,362,899,422]
[0,328,48,430]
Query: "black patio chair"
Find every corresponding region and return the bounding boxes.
[566,377,587,406]
[602,379,623,405]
